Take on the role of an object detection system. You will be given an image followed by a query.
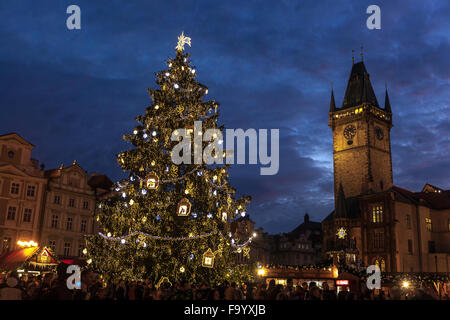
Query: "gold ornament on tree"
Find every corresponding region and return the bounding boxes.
[177,198,191,216]
[146,171,159,189]
[221,211,228,222]
[202,248,215,268]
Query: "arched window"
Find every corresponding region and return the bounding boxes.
[371,205,383,223]
[374,257,385,272]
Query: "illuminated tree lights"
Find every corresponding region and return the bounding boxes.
[85,32,253,284]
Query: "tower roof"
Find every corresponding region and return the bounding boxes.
[342,61,379,109]
[384,88,392,113]
[329,89,336,113]
[335,183,347,218]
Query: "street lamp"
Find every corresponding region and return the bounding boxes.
[402,281,409,288]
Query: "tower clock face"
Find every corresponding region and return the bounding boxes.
[343,125,356,140]
[375,126,384,140]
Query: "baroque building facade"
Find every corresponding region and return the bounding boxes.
[322,59,450,273]
[0,133,112,259]
[0,133,47,253]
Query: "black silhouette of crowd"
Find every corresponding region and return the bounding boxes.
[0,263,448,300]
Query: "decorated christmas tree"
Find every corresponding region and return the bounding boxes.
[85,33,255,284]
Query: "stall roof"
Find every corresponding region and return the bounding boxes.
[0,247,58,272]
[0,247,40,271]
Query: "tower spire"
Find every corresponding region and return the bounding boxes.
[335,182,347,218]
[384,85,392,113]
[360,46,364,61]
[329,88,337,113]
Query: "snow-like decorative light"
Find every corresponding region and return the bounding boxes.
[174,84,179,89]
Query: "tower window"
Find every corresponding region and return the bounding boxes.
[373,232,384,249]
[406,215,411,229]
[374,258,386,272]
[428,241,435,253]
[408,239,413,254]
[425,218,432,232]
[372,205,383,223]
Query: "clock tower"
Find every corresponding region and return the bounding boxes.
[329,60,393,203]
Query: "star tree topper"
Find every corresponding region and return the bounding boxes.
[176,31,191,51]
[336,227,347,239]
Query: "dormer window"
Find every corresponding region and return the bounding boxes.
[7,151,14,159]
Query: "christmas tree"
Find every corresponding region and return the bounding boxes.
[86,32,255,284]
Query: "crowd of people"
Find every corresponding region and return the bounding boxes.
[0,264,448,300]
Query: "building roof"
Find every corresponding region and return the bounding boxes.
[0,132,35,147]
[384,88,392,113]
[0,247,40,272]
[391,185,450,210]
[44,162,88,178]
[323,196,362,223]
[329,89,336,113]
[88,174,114,190]
[290,220,321,235]
[341,61,379,109]
[324,185,450,223]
